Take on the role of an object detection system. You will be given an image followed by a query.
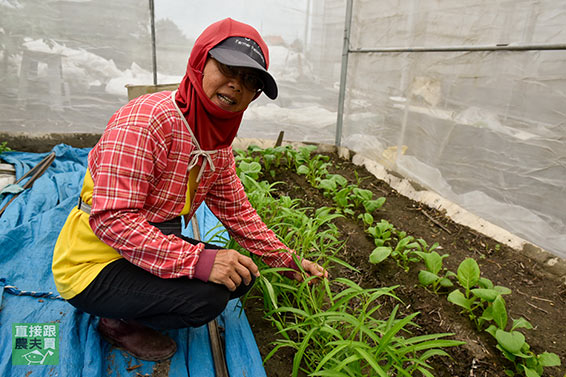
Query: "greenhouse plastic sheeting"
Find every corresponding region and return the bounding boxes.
[337,0,566,257]
[0,144,266,377]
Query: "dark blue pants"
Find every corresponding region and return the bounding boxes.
[67,217,254,330]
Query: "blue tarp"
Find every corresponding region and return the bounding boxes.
[0,144,266,377]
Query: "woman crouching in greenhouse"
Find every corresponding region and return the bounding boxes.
[52,18,327,361]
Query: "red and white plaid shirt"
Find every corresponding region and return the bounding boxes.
[88,91,296,279]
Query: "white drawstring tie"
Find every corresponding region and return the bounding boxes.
[172,90,218,182]
[188,149,215,182]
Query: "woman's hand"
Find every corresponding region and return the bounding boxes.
[293,258,328,284]
[208,249,260,291]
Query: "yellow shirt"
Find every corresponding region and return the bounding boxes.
[52,168,198,299]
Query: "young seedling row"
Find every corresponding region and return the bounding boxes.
[224,145,463,376]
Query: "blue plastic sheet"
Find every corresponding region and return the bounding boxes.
[0,144,267,377]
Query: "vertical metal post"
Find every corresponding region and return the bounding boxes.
[149,0,158,86]
[303,0,311,54]
[335,0,353,146]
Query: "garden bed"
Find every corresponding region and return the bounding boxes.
[238,145,566,377]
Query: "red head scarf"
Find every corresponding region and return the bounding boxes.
[174,18,270,150]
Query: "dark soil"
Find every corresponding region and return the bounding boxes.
[243,151,566,377]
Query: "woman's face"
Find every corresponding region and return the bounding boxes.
[202,58,258,112]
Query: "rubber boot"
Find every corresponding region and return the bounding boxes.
[97,318,177,361]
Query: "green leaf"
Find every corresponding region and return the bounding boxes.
[538,352,561,367]
[447,289,472,310]
[418,349,450,361]
[310,372,350,377]
[494,285,512,295]
[318,179,337,192]
[344,209,355,216]
[363,197,386,213]
[297,164,309,175]
[524,356,538,368]
[361,212,374,225]
[406,242,420,250]
[511,317,533,331]
[247,144,263,153]
[239,161,262,175]
[457,258,480,291]
[471,288,499,302]
[418,270,439,286]
[352,187,373,201]
[369,247,392,264]
[260,275,278,310]
[478,277,494,289]
[354,348,388,376]
[485,325,497,338]
[428,242,440,252]
[480,306,493,322]
[312,342,351,372]
[497,345,517,362]
[292,327,316,377]
[522,366,540,377]
[416,368,436,377]
[420,251,443,275]
[492,295,508,330]
[375,311,420,356]
[439,278,454,287]
[496,330,525,354]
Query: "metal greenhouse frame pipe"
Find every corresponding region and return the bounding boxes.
[335,0,353,146]
[149,0,158,86]
[350,43,566,53]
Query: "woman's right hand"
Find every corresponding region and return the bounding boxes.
[208,249,260,291]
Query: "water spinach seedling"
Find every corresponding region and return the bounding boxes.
[292,145,318,169]
[259,145,290,169]
[415,238,440,254]
[351,186,386,214]
[447,258,512,331]
[350,187,372,208]
[482,295,562,376]
[485,318,561,377]
[367,219,395,265]
[296,154,330,186]
[415,250,455,294]
[444,258,562,376]
[390,230,421,271]
[0,141,12,154]
[358,212,374,227]
[316,173,348,197]
[367,219,394,247]
[363,196,386,214]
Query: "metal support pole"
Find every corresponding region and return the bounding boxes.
[335,0,353,147]
[149,0,158,86]
[303,0,311,55]
[350,43,566,54]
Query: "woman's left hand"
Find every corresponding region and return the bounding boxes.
[293,259,328,284]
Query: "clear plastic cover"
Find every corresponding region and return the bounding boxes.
[341,0,566,257]
[0,0,156,133]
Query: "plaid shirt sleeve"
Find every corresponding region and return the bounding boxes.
[205,152,300,273]
[88,116,204,279]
